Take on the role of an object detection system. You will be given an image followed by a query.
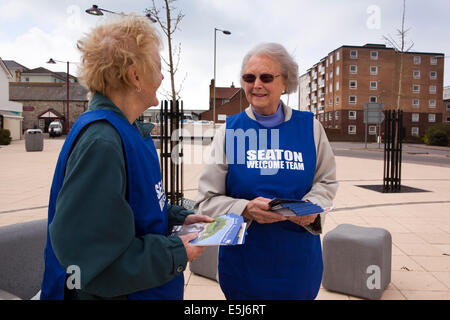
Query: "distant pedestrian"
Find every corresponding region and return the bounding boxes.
[41,15,212,300]
[196,43,338,299]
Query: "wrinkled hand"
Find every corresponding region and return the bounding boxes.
[287,213,318,227]
[179,233,206,262]
[183,214,215,225]
[243,197,287,224]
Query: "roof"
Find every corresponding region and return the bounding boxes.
[215,87,240,99]
[3,60,29,72]
[9,82,88,101]
[0,57,13,79]
[330,43,444,56]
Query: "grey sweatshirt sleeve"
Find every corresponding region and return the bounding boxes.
[301,118,339,235]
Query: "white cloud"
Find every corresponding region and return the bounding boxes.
[1,0,449,110]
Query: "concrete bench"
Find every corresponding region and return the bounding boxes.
[0,219,47,300]
[322,224,392,300]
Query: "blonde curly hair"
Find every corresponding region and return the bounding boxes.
[77,14,162,97]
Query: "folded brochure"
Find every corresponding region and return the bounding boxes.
[170,213,247,246]
[269,198,333,217]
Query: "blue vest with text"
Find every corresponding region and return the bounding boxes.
[40,109,184,300]
[219,109,323,299]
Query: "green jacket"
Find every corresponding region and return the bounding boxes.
[49,93,192,299]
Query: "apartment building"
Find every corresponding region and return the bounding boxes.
[299,44,445,141]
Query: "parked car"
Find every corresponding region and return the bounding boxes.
[48,121,63,137]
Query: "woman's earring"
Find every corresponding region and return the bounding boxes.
[136,87,142,93]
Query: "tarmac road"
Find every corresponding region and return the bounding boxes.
[331,142,450,168]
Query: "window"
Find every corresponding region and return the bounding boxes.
[335,96,339,105]
[349,65,357,74]
[349,96,357,104]
[429,85,436,94]
[370,51,378,60]
[350,50,358,59]
[429,99,436,108]
[447,103,450,112]
[335,110,339,120]
[370,66,378,75]
[413,85,420,93]
[430,71,437,80]
[325,113,328,121]
[428,114,436,122]
[370,96,377,102]
[329,83,333,93]
[430,57,438,65]
[336,66,340,76]
[412,113,419,122]
[413,56,421,65]
[446,116,450,123]
[370,81,377,90]
[335,81,339,91]
[336,52,340,61]
[330,71,333,78]
[411,127,419,136]
[348,125,357,134]
[348,110,357,119]
[329,112,333,121]
[329,98,332,106]
[326,73,328,81]
[368,126,377,135]
[413,70,420,79]
[320,113,324,122]
[412,99,420,107]
[349,80,357,89]
[330,55,333,64]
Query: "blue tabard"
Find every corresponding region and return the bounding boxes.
[219,109,323,300]
[40,109,184,300]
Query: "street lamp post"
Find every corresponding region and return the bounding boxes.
[85,4,157,22]
[213,28,231,128]
[47,58,76,134]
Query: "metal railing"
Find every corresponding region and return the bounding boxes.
[383,110,403,192]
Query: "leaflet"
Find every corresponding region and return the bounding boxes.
[171,213,247,246]
[269,198,333,217]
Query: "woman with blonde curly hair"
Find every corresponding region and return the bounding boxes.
[40,15,212,300]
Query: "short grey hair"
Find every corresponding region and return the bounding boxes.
[240,42,299,94]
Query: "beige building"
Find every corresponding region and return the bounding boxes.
[300,43,445,141]
[0,58,23,140]
[9,82,88,133]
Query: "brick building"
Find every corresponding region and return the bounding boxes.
[200,80,249,123]
[9,82,88,133]
[299,43,445,142]
[444,86,450,123]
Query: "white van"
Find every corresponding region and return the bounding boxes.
[48,121,63,137]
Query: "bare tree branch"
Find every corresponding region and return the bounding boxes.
[146,0,185,104]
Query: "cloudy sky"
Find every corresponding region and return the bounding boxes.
[0,0,448,110]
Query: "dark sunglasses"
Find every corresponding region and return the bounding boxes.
[242,73,281,83]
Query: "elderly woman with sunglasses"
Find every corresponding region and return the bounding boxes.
[40,15,213,300]
[195,43,338,300]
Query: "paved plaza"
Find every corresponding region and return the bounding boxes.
[1,137,450,300]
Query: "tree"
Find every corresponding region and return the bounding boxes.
[381,0,413,191]
[146,0,186,104]
[382,0,414,111]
